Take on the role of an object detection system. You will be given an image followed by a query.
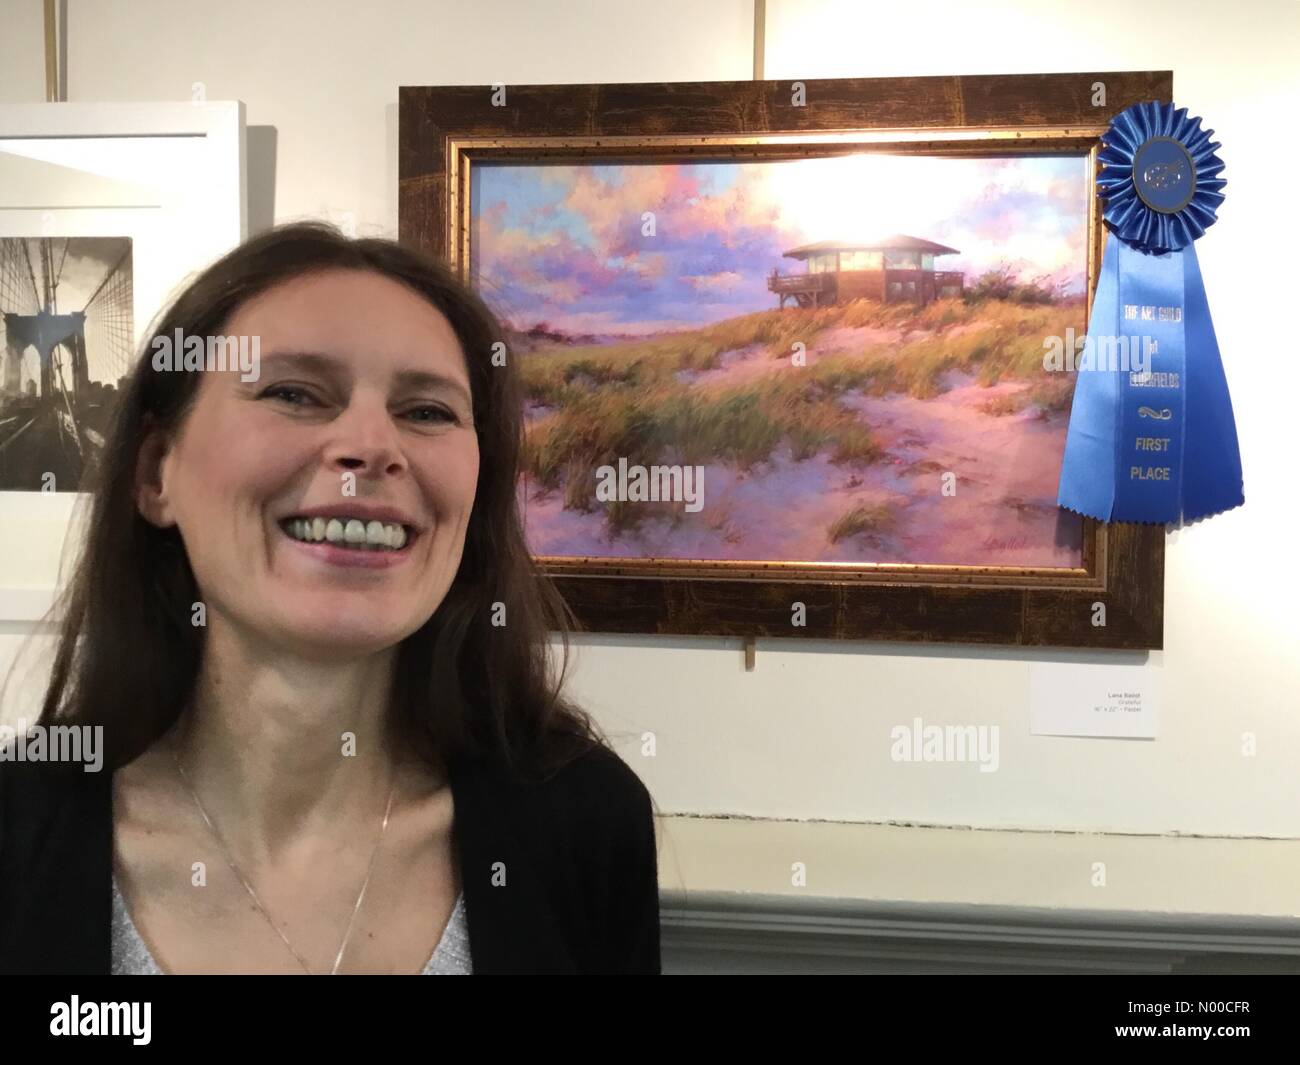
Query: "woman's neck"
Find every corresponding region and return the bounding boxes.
[165,619,403,866]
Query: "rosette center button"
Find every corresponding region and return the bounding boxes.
[1133,137,1197,214]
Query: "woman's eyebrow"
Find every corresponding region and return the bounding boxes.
[258,351,343,377]
[393,368,473,408]
[258,351,472,406]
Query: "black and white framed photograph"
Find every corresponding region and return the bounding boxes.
[0,236,133,492]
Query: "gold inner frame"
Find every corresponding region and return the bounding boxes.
[449,126,1109,589]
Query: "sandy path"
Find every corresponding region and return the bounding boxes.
[521,366,1082,567]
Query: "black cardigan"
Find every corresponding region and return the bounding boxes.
[0,742,661,975]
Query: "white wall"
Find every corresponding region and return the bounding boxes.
[2,0,1297,838]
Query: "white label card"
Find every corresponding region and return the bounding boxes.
[1029,661,1158,738]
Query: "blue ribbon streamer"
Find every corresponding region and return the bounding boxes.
[1180,244,1244,520]
[1113,242,1186,523]
[1057,102,1243,524]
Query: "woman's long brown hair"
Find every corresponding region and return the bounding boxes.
[30,221,605,780]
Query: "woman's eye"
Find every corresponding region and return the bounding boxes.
[262,384,320,407]
[405,405,456,425]
[259,387,454,424]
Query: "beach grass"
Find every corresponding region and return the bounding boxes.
[827,503,897,545]
[519,296,1083,500]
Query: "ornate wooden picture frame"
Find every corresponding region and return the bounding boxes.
[399,71,1169,649]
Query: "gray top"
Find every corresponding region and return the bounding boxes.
[110,876,472,974]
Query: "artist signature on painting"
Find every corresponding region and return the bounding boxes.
[981,535,1029,551]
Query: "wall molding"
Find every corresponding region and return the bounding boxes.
[660,891,1300,974]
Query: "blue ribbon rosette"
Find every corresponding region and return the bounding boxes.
[1057,101,1243,524]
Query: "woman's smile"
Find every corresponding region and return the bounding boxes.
[276,511,419,569]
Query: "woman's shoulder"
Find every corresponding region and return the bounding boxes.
[542,740,651,806]
[0,759,108,853]
[0,759,112,930]
[533,741,660,971]
[532,738,651,820]
[450,736,660,973]
[453,736,655,846]
[0,757,110,822]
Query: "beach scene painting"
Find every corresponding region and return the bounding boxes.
[471,152,1090,567]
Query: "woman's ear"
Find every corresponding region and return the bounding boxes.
[134,414,177,529]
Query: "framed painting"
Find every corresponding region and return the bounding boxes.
[399,72,1168,649]
[0,101,246,622]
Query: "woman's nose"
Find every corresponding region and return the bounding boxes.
[324,403,406,478]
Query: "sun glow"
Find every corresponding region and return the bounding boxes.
[760,153,970,247]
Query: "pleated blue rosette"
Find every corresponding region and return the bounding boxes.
[1057,101,1243,524]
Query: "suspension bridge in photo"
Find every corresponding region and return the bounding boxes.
[0,238,132,491]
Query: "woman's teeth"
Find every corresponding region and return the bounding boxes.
[282,516,409,551]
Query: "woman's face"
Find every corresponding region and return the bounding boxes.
[137,267,480,660]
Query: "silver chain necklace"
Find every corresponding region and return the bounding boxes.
[172,747,396,975]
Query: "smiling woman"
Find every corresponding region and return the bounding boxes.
[0,222,661,976]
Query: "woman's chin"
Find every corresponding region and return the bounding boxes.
[272,615,422,660]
